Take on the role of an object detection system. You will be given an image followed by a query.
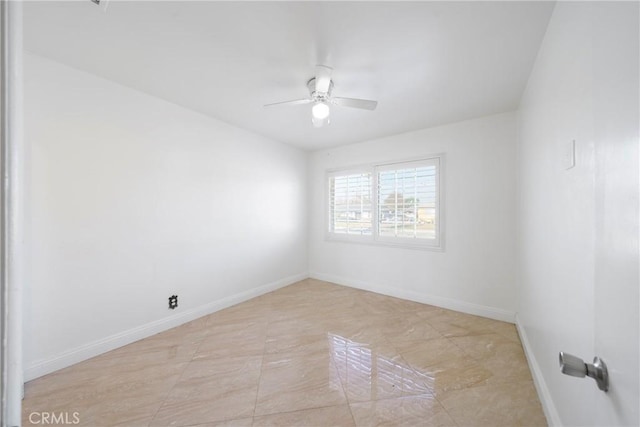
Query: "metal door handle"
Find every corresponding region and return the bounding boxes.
[559,352,609,392]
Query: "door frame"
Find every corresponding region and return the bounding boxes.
[1,0,24,425]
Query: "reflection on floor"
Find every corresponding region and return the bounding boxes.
[22,279,547,426]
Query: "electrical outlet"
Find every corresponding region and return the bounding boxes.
[168,295,178,310]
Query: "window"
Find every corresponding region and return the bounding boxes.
[328,171,372,236]
[376,159,439,244]
[327,156,442,249]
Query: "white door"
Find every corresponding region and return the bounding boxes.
[592,2,639,425]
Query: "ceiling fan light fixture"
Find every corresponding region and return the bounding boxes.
[264,65,377,128]
[312,115,330,128]
[311,101,330,120]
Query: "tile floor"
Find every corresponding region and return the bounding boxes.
[22,279,547,426]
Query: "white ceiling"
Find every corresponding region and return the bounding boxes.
[24,1,555,150]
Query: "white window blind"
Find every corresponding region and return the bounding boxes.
[329,172,372,236]
[376,160,438,242]
[327,156,442,249]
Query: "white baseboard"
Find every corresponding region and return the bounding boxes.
[515,314,562,427]
[24,272,308,381]
[309,272,515,323]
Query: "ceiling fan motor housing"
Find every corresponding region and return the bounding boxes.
[307,77,333,101]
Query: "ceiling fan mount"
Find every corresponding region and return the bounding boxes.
[265,65,377,127]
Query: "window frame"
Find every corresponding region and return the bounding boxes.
[325,155,444,251]
[325,167,374,244]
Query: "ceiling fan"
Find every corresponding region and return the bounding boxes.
[264,65,378,127]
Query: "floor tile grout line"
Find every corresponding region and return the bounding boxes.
[348,392,438,406]
[435,398,460,427]
[412,347,462,427]
[326,332,352,416]
[390,343,440,400]
[327,334,446,423]
[250,305,271,420]
[147,325,211,426]
[254,402,354,421]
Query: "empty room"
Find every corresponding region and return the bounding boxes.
[1,0,638,426]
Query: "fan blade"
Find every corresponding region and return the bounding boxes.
[264,98,312,108]
[315,65,332,94]
[332,97,378,111]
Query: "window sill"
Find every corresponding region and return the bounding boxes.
[324,234,444,252]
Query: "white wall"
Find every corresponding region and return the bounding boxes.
[308,112,517,321]
[23,53,308,380]
[517,2,639,425]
